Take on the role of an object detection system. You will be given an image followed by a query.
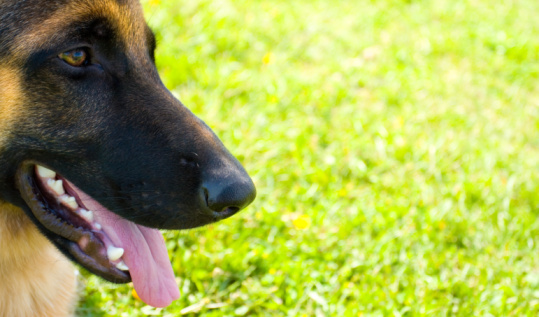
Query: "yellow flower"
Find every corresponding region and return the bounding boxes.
[269,268,277,275]
[338,187,348,197]
[293,214,311,230]
[262,52,273,65]
[132,288,141,301]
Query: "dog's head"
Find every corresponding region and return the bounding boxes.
[0,0,255,307]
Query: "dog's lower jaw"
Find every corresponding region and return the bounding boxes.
[0,202,77,317]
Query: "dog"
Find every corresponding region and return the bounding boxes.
[0,0,256,316]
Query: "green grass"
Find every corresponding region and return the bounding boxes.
[77,0,539,315]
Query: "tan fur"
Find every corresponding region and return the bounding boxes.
[0,203,77,317]
[10,0,147,62]
[0,66,24,148]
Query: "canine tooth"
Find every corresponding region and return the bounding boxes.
[79,209,94,222]
[116,261,129,271]
[94,223,102,230]
[107,246,124,262]
[60,195,78,209]
[47,179,65,196]
[36,165,56,178]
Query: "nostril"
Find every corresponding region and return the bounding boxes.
[208,206,240,219]
[220,206,239,214]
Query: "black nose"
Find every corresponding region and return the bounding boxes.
[202,172,256,217]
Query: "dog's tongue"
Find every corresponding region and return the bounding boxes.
[71,184,180,307]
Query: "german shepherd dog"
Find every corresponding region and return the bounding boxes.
[0,0,256,315]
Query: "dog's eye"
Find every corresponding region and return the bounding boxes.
[59,49,88,67]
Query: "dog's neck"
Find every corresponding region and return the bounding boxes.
[0,203,48,262]
[0,202,78,317]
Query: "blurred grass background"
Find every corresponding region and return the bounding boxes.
[77,0,539,315]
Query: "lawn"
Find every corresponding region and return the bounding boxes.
[77,0,539,315]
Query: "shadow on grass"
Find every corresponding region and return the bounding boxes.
[75,299,107,317]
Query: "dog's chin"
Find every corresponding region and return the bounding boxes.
[15,162,131,283]
[14,161,182,308]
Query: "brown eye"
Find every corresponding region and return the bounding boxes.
[59,49,88,67]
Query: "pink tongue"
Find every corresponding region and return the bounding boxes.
[71,184,180,307]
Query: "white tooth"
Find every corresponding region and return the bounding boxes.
[116,261,129,271]
[60,195,78,210]
[94,223,102,230]
[79,209,94,222]
[47,179,65,196]
[107,246,124,262]
[36,165,56,178]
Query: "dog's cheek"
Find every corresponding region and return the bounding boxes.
[20,64,114,144]
[0,66,26,148]
[0,66,31,202]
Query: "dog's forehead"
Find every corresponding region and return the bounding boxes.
[3,0,148,62]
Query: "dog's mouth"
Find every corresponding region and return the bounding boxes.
[15,162,180,308]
